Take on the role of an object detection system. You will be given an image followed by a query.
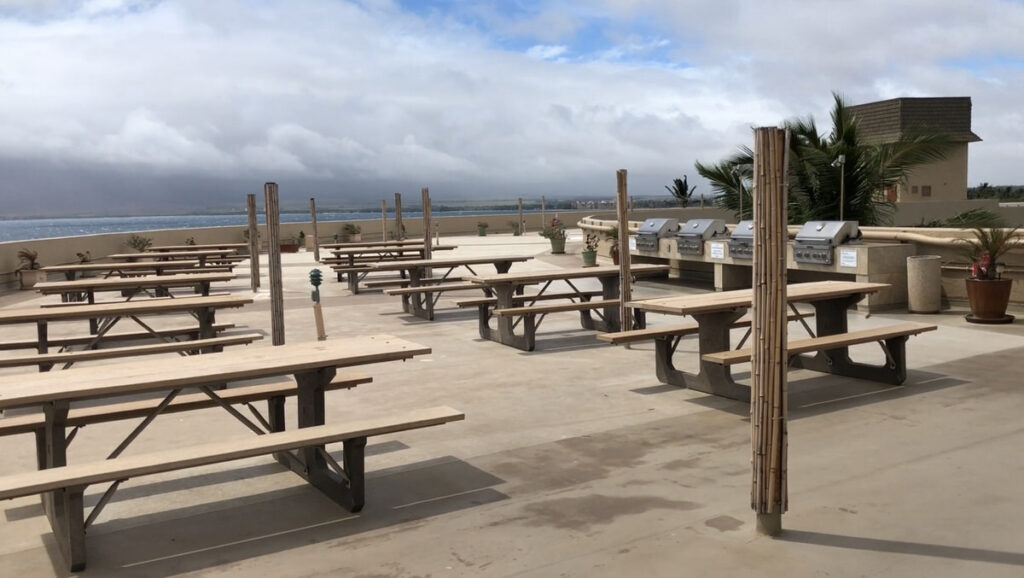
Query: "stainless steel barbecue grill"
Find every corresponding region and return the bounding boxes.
[728,220,756,259]
[792,220,862,265]
[676,218,728,256]
[635,218,680,252]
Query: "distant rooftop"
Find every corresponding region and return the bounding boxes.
[849,96,982,143]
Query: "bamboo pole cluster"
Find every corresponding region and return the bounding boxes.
[750,127,790,534]
[264,182,285,346]
[246,193,260,293]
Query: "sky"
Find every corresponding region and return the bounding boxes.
[2,0,1024,216]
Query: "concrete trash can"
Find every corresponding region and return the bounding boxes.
[907,255,942,313]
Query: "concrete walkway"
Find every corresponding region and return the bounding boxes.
[1,233,1023,577]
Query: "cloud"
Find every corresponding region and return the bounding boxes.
[1,0,1023,215]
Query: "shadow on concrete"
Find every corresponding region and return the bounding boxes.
[61,457,507,576]
[779,529,1024,566]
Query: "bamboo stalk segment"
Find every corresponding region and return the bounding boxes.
[246,193,260,292]
[750,127,789,535]
[264,183,285,346]
[381,199,387,242]
[310,197,320,262]
[395,193,404,240]
[616,170,633,330]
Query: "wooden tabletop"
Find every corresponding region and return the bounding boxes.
[108,249,236,260]
[0,294,253,324]
[330,244,457,256]
[321,240,433,250]
[34,272,237,294]
[465,264,670,285]
[367,255,533,272]
[41,260,203,273]
[0,335,430,410]
[150,243,247,251]
[628,281,890,315]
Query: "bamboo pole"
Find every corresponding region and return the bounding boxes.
[616,170,633,331]
[394,193,404,240]
[518,197,524,237]
[541,195,546,228]
[309,197,320,263]
[421,188,432,256]
[264,183,285,346]
[246,194,260,293]
[381,199,387,241]
[750,127,789,535]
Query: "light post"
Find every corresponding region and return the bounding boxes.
[832,154,846,221]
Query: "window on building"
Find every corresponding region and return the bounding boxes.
[922,185,932,197]
[912,185,919,195]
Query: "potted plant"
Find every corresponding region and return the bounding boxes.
[957,226,1022,323]
[279,235,300,253]
[508,221,521,236]
[341,223,362,242]
[16,248,46,289]
[126,234,153,252]
[477,222,489,236]
[297,230,306,250]
[539,218,567,254]
[582,233,599,267]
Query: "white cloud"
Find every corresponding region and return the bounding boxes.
[1,0,1023,213]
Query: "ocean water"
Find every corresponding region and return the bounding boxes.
[0,210,532,243]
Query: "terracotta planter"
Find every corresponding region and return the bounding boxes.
[965,278,1014,323]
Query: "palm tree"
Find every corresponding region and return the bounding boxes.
[665,175,697,207]
[695,93,951,225]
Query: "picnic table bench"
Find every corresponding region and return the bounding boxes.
[627,281,939,401]
[463,264,669,351]
[108,249,237,267]
[150,242,248,252]
[0,336,462,571]
[371,255,534,320]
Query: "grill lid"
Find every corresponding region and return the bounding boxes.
[636,218,680,237]
[794,220,861,245]
[677,218,727,239]
[729,220,756,241]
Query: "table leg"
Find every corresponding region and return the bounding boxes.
[280,367,365,511]
[583,276,621,332]
[406,268,432,320]
[655,309,751,401]
[490,284,534,351]
[36,321,54,372]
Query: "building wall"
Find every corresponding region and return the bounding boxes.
[898,143,969,202]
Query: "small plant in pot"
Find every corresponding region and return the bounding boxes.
[477,222,489,236]
[341,223,361,242]
[507,221,521,236]
[126,234,153,252]
[539,218,567,254]
[16,248,46,289]
[957,226,1022,324]
[582,233,599,267]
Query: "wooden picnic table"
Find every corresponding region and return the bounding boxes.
[368,255,534,320]
[108,249,236,266]
[34,272,236,304]
[321,239,428,250]
[149,242,247,252]
[40,260,209,281]
[0,294,253,369]
[331,244,457,291]
[626,280,931,400]
[464,264,670,351]
[0,336,456,571]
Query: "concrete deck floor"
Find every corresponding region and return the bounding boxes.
[1,233,1023,577]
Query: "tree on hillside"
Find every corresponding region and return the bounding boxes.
[665,175,697,207]
[695,93,952,225]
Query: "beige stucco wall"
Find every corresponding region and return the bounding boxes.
[898,143,969,202]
